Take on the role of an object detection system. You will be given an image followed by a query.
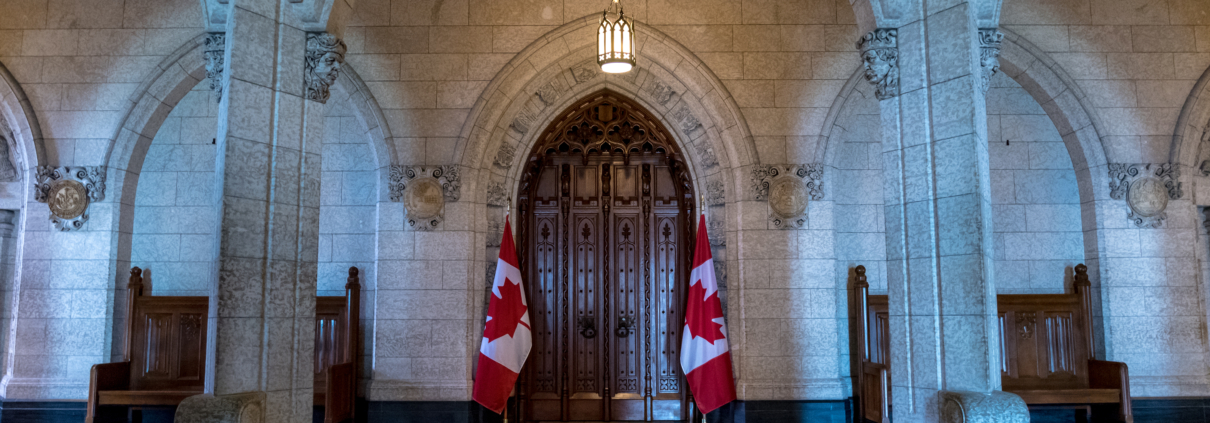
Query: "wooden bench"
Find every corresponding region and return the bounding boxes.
[88,266,362,423]
[87,267,208,423]
[315,267,361,423]
[852,264,1133,423]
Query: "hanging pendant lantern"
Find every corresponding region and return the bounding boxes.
[598,0,635,74]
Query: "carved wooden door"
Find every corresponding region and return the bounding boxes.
[516,92,695,422]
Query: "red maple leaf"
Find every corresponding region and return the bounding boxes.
[484,278,529,342]
[685,281,725,344]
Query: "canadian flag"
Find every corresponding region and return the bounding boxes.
[473,217,532,414]
[680,214,737,414]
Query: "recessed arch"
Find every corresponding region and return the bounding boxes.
[0,59,45,173]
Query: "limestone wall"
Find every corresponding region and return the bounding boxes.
[0,0,1206,403]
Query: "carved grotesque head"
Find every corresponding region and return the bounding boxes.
[861,50,892,85]
[304,33,347,103]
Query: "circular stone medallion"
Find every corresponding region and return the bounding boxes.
[768,177,808,218]
[47,179,89,219]
[1127,177,1169,217]
[404,177,445,220]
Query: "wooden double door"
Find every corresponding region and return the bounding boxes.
[516,152,695,422]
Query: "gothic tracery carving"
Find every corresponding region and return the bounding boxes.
[857,29,899,101]
[304,32,346,104]
[528,91,682,164]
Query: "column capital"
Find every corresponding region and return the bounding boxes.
[978,28,1004,93]
[857,29,899,101]
[304,32,347,104]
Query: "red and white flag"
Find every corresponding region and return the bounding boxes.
[680,214,737,414]
[473,217,532,414]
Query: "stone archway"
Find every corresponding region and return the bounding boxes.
[450,16,763,399]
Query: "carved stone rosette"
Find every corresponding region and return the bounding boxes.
[203,33,226,102]
[857,29,899,101]
[304,32,346,104]
[388,165,461,231]
[978,29,1004,93]
[1108,163,1183,228]
[34,166,106,231]
[751,164,824,230]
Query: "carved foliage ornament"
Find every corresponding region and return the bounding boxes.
[304,32,346,104]
[388,165,461,230]
[978,29,1004,93]
[752,164,824,230]
[1109,163,1182,228]
[705,180,725,206]
[203,33,226,102]
[486,181,508,207]
[857,29,899,101]
[35,166,106,231]
[494,143,517,168]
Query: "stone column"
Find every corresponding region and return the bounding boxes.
[863,2,1026,422]
[192,1,338,422]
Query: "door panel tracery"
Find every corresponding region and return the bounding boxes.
[516,91,695,422]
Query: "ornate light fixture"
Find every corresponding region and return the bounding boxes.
[598,0,635,74]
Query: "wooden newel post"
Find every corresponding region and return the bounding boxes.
[123,267,144,361]
[1074,263,1095,360]
[852,265,869,423]
[345,267,361,364]
[854,265,870,362]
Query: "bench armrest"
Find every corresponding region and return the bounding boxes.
[324,361,356,423]
[87,362,131,423]
[1089,359,1133,423]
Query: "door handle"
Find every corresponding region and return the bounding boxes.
[578,316,597,339]
[616,316,634,338]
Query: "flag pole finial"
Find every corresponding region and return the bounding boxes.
[700,195,705,216]
[506,198,511,216]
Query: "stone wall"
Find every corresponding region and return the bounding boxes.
[131,81,216,296]
[0,0,1206,405]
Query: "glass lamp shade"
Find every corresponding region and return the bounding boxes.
[598,2,635,73]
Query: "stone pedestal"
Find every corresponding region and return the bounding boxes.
[175,393,266,423]
[940,391,1030,423]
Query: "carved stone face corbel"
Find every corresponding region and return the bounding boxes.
[978,29,1004,93]
[34,166,106,231]
[857,29,899,101]
[304,32,346,104]
[388,165,461,231]
[203,33,226,102]
[751,164,824,230]
[1108,163,1183,228]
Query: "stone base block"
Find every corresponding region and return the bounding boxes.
[941,390,1029,423]
[175,392,265,423]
